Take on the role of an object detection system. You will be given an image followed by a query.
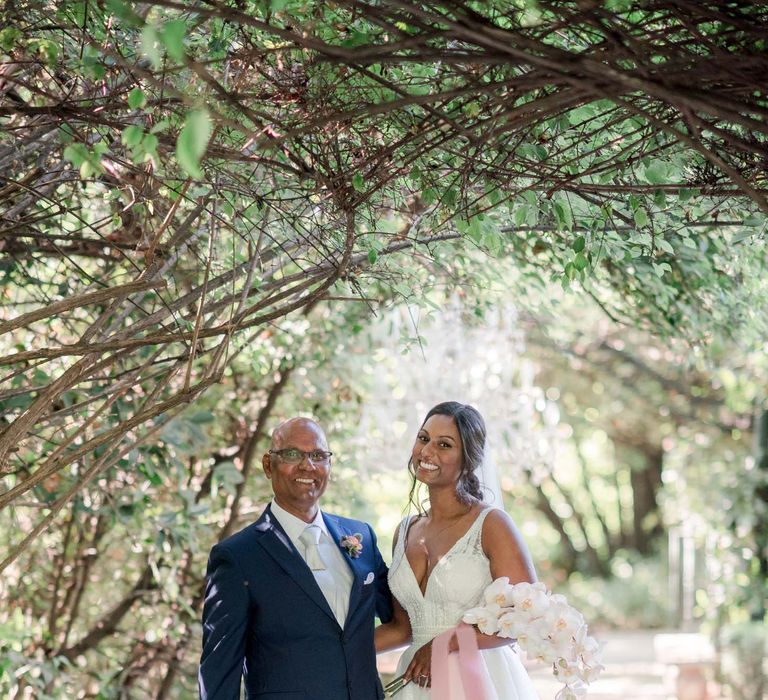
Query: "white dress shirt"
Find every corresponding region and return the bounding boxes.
[270,500,353,626]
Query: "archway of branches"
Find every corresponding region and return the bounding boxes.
[1,2,767,696]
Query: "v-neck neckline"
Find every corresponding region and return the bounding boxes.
[402,508,487,599]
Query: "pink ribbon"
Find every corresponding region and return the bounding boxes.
[430,623,490,700]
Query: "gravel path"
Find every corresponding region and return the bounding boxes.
[379,629,724,700]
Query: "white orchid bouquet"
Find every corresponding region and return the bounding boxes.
[462,578,604,700]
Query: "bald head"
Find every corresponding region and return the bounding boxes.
[270,417,328,451]
[264,417,331,521]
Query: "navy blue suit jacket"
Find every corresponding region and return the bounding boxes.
[199,505,393,699]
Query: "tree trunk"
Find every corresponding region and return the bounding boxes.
[525,473,579,573]
[630,445,664,555]
[752,408,768,621]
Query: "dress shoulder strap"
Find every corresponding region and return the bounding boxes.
[393,514,415,558]
[466,506,496,549]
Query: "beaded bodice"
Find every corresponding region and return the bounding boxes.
[388,508,494,646]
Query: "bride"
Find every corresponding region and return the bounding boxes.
[375,401,539,699]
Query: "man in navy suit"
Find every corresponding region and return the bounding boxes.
[199,417,393,699]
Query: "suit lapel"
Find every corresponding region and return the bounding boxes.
[323,514,365,627]
[254,507,337,623]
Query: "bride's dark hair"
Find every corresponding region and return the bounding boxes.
[408,401,486,512]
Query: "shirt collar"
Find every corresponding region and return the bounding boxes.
[270,499,329,542]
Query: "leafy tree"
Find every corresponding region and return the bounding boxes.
[2,2,767,541]
[2,1,768,696]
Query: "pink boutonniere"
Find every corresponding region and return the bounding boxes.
[340,533,363,558]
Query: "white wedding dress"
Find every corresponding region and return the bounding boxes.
[388,508,539,699]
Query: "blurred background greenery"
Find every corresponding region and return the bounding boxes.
[2,1,767,698]
[4,275,766,697]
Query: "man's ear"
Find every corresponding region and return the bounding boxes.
[262,453,272,479]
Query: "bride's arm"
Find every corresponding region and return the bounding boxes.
[374,521,413,653]
[459,508,537,651]
[484,508,537,583]
[375,596,412,652]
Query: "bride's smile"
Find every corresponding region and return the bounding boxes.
[412,413,463,486]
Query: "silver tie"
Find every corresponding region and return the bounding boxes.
[299,525,326,571]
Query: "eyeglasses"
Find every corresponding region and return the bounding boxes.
[269,448,333,465]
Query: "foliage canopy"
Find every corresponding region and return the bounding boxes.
[1,1,768,695]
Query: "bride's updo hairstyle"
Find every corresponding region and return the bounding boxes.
[408,401,486,511]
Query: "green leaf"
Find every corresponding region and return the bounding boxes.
[367,249,378,264]
[214,461,244,490]
[573,252,589,271]
[28,39,59,66]
[352,172,364,192]
[681,235,697,249]
[105,0,143,26]
[63,143,89,167]
[443,188,458,207]
[188,410,214,424]
[519,6,543,26]
[44,40,59,65]
[3,394,34,410]
[89,60,105,80]
[59,123,75,144]
[634,208,649,228]
[732,230,756,244]
[643,161,667,185]
[340,30,374,49]
[466,216,484,244]
[80,160,95,178]
[632,232,652,246]
[122,125,144,148]
[32,369,49,384]
[463,102,481,119]
[484,229,503,256]
[142,133,159,160]
[553,199,573,230]
[150,119,170,134]
[127,87,146,109]
[176,109,212,179]
[143,133,159,150]
[572,235,586,253]
[0,27,22,52]
[141,24,163,70]
[161,20,187,63]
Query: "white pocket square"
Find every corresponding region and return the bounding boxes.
[363,572,375,585]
